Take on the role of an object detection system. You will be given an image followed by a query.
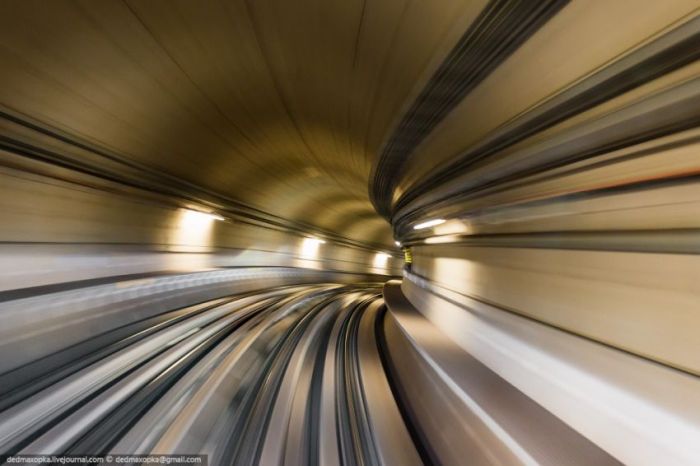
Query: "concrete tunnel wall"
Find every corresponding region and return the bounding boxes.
[0,165,401,290]
[1,0,700,464]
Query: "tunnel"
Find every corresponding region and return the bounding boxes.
[1,1,699,465]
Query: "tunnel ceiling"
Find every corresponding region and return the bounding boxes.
[3,0,697,250]
[0,0,493,248]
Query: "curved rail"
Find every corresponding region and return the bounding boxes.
[0,282,420,465]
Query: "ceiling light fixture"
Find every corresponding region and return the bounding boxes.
[373,252,390,268]
[184,209,225,221]
[300,237,325,259]
[413,218,446,230]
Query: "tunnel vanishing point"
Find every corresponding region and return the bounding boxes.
[1,1,699,465]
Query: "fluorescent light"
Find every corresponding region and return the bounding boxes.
[394,241,401,247]
[300,237,325,258]
[170,209,222,252]
[413,218,446,230]
[373,252,390,269]
[184,209,224,221]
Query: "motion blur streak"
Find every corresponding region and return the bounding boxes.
[1,1,699,465]
[0,283,420,465]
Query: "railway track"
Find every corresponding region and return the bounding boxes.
[0,283,420,465]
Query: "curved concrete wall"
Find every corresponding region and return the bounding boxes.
[0,162,401,291]
[384,9,700,464]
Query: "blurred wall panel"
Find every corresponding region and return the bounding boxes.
[377,3,700,464]
[0,162,400,291]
